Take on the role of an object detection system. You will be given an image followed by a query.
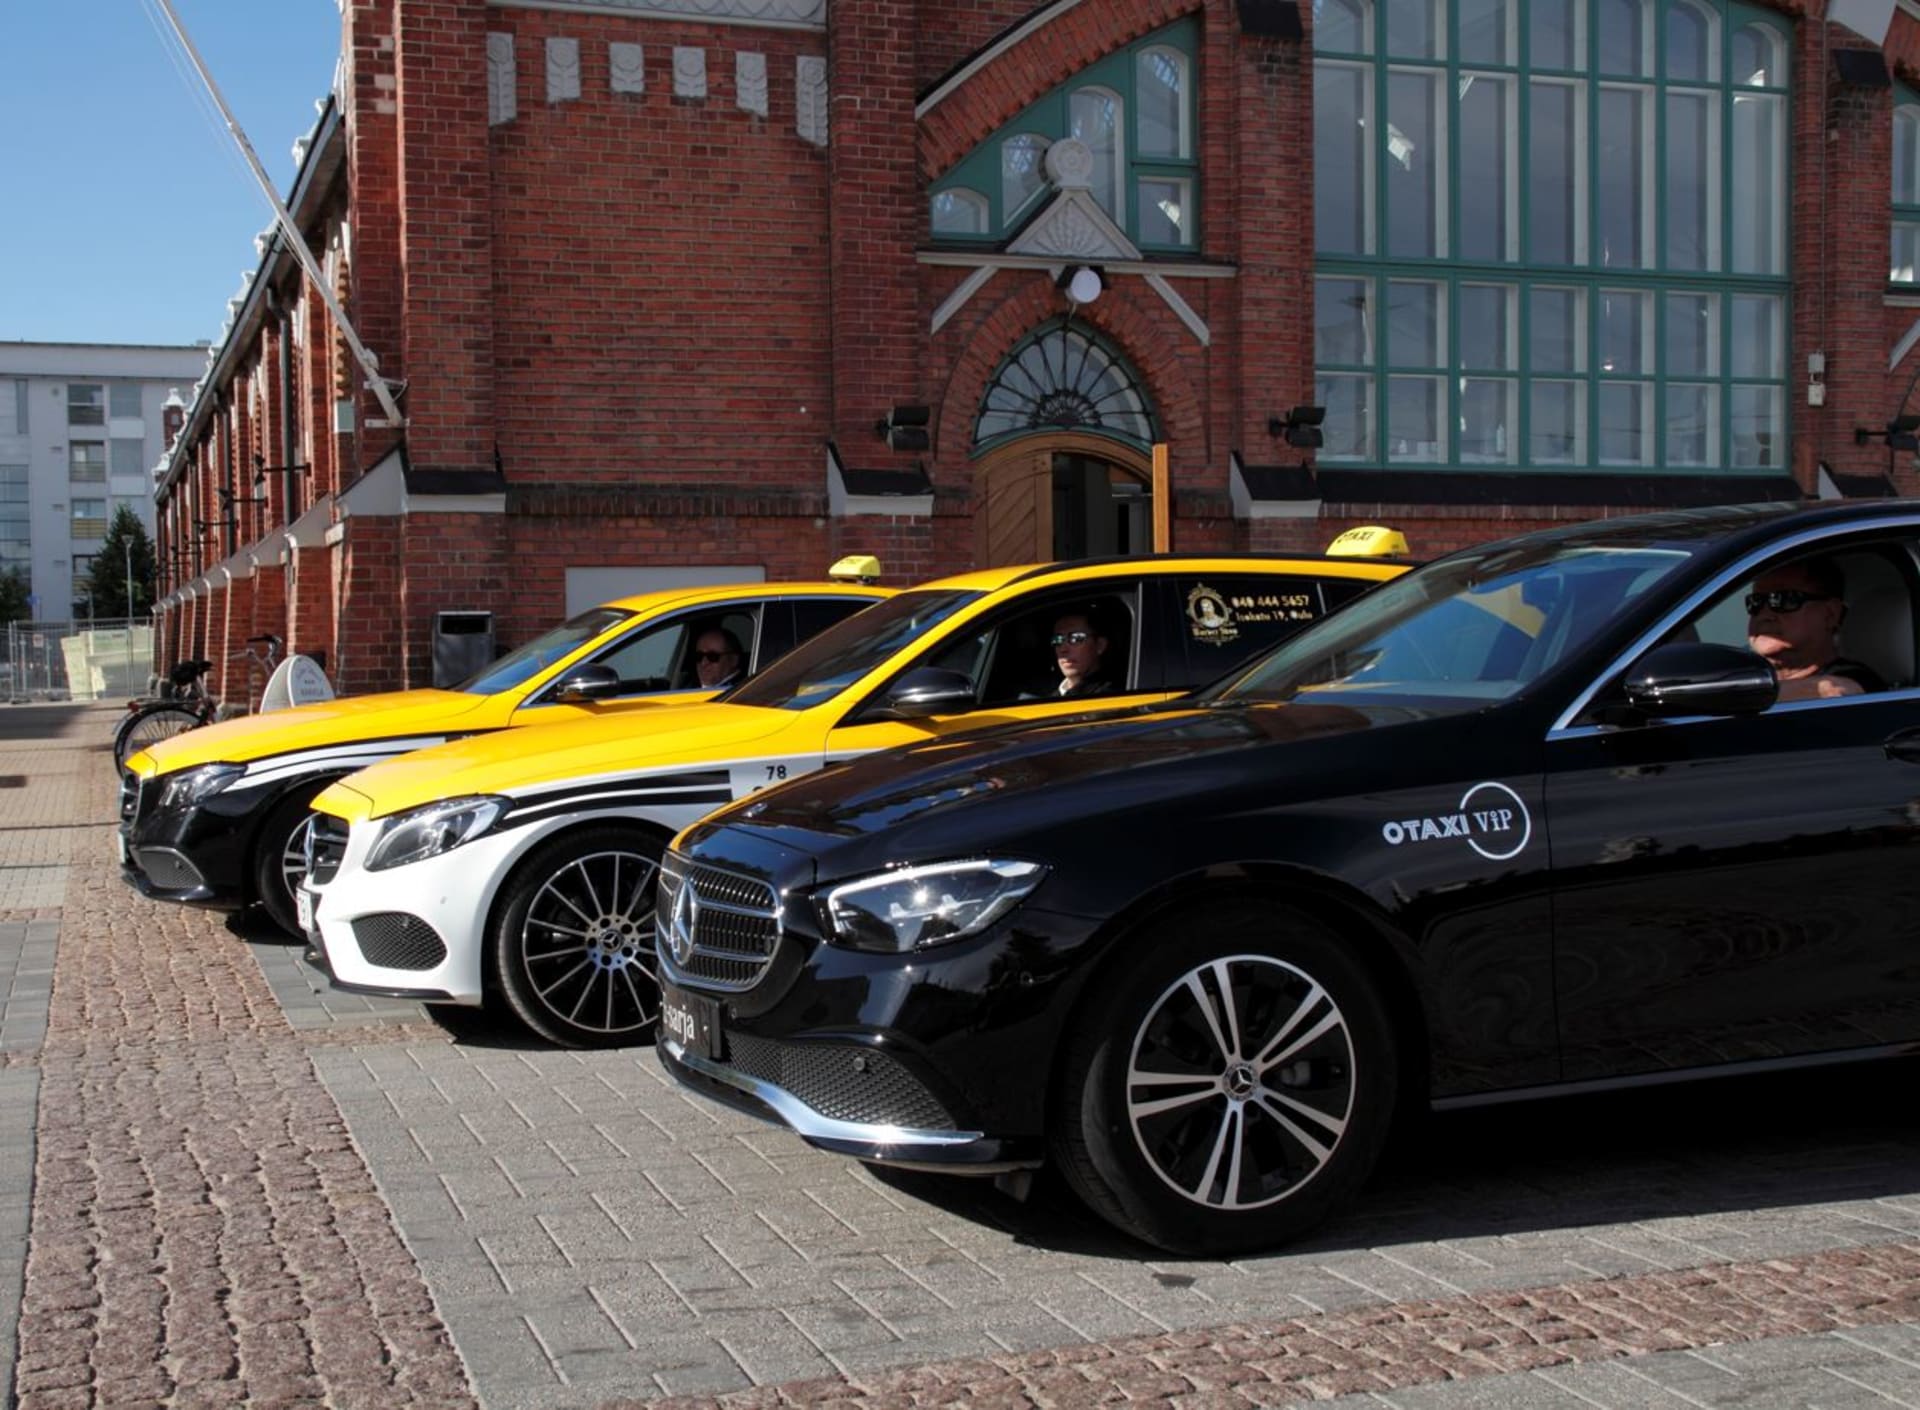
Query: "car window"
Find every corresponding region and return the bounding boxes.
[726,589,984,712]
[757,597,879,667]
[453,607,629,695]
[904,588,1138,710]
[1161,574,1351,693]
[1211,541,1694,711]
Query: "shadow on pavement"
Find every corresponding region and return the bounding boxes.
[868,1056,1920,1263]
[0,703,105,743]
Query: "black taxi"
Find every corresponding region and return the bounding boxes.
[656,501,1920,1254]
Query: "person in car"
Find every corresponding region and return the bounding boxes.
[692,626,746,690]
[1746,557,1887,702]
[1052,610,1115,699]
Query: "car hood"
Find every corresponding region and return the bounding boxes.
[716,699,1422,868]
[134,688,499,774]
[311,701,797,822]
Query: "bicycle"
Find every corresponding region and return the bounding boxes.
[113,635,282,773]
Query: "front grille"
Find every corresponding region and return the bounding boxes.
[726,1033,954,1130]
[657,851,780,992]
[351,913,447,970]
[305,814,349,886]
[133,848,205,891]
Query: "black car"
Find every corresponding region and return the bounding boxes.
[655,501,1920,1254]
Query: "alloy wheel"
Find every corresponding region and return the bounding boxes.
[514,848,661,1037]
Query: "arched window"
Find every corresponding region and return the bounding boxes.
[1894,98,1920,283]
[930,189,989,236]
[929,20,1197,249]
[1313,0,1790,474]
[974,322,1158,450]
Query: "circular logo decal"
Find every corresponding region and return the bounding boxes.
[1457,781,1532,861]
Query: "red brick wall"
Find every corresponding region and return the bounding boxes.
[333,518,404,695]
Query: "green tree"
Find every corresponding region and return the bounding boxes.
[0,568,27,626]
[88,506,157,619]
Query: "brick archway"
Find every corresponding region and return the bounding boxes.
[918,0,1205,180]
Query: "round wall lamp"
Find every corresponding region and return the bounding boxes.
[1057,265,1106,306]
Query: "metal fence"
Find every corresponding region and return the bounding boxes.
[2,619,154,704]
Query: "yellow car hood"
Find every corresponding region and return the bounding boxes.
[133,688,504,775]
[312,702,798,822]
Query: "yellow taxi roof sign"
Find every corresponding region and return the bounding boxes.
[829,554,884,584]
[1325,525,1410,559]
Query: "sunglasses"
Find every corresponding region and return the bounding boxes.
[1744,590,1833,615]
[1051,631,1094,647]
[693,649,737,663]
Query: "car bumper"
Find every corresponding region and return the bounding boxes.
[119,796,254,906]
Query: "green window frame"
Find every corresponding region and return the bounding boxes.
[929,19,1199,251]
[1313,0,1791,473]
[1894,85,1920,284]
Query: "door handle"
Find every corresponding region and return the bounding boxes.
[1884,727,1920,763]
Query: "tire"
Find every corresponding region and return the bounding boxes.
[114,703,207,773]
[252,792,325,939]
[1051,900,1398,1255]
[489,825,665,1048]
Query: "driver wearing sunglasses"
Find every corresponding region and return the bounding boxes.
[1745,557,1886,702]
[1051,609,1115,700]
[691,626,746,690]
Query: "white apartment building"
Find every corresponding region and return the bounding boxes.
[0,341,208,619]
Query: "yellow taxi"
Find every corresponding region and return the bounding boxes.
[300,539,1411,1047]
[118,566,894,935]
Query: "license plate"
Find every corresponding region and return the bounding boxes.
[659,982,723,1060]
[296,887,316,937]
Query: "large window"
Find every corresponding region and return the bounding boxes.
[1895,89,1920,283]
[71,499,107,540]
[0,467,27,574]
[929,21,1198,250]
[66,384,104,427]
[69,442,106,483]
[1313,0,1790,472]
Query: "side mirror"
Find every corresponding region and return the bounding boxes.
[879,667,977,719]
[551,663,623,704]
[1622,642,1778,719]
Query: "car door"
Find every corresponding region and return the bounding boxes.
[1545,533,1920,1083]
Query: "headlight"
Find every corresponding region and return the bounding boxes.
[364,796,509,871]
[157,763,244,811]
[821,858,1047,953]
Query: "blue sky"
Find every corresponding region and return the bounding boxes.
[0,0,341,347]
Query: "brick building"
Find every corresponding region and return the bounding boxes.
[153,0,1920,696]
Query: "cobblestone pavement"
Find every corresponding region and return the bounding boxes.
[2,702,1918,1408]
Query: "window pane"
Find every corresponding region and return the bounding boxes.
[1071,88,1122,218]
[930,189,988,234]
[1665,2,1714,82]
[1316,0,1371,53]
[1530,380,1584,463]
[1528,80,1585,264]
[1315,63,1374,254]
[1459,283,1515,369]
[1731,93,1785,274]
[1387,280,1444,366]
[1898,109,1920,207]
[108,384,142,418]
[1387,68,1446,258]
[110,439,143,476]
[1531,287,1586,372]
[1387,376,1444,460]
[1665,91,1719,271]
[1664,292,1717,376]
[1460,378,1517,463]
[1731,24,1785,88]
[67,385,104,427]
[1666,383,1718,466]
[1459,0,1512,64]
[1459,74,1515,262]
[1730,385,1784,467]
[1137,177,1192,246]
[1002,135,1048,218]
[1895,223,1920,284]
[1597,0,1651,75]
[1530,0,1584,69]
[1598,382,1653,464]
[1385,0,1441,58]
[1598,289,1653,374]
[1316,277,1374,363]
[1731,296,1784,379]
[1135,49,1187,159]
[1597,86,1652,269]
[1316,374,1373,458]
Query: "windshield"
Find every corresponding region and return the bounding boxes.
[454,607,629,695]
[726,589,982,712]
[1204,538,1696,711]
